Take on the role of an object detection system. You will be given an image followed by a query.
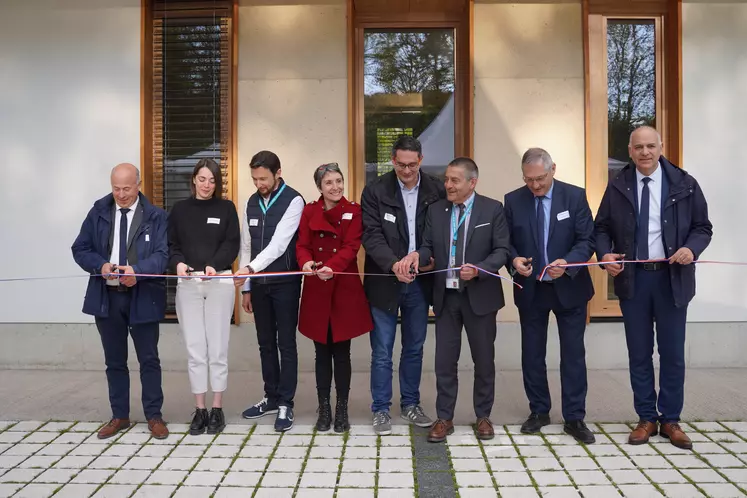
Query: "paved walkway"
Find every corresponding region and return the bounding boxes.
[1,419,747,497]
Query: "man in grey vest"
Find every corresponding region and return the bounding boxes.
[234,151,304,432]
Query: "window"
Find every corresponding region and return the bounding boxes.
[363,29,456,184]
[584,0,681,318]
[143,0,237,316]
[348,0,472,199]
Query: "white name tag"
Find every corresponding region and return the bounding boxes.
[145,234,150,242]
[342,212,353,220]
[384,213,396,223]
[249,218,259,226]
[446,278,459,289]
[557,210,570,221]
[207,217,220,225]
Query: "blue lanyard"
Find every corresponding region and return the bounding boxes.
[259,183,286,215]
[450,201,473,258]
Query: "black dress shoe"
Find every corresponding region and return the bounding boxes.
[190,408,209,435]
[564,420,596,444]
[521,413,551,434]
[207,408,226,435]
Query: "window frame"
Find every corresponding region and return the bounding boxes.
[347,0,474,202]
[583,0,682,319]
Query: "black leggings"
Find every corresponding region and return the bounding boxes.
[314,326,351,399]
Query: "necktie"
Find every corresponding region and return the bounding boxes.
[637,177,651,260]
[536,196,547,275]
[455,203,466,291]
[119,208,130,270]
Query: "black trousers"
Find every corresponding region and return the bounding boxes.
[251,280,301,408]
[314,327,352,399]
[519,282,588,421]
[435,290,497,420]
[95,288,163,420]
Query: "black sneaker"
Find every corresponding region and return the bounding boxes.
[274,406,294,432]
[189,408,209,435]
[520,413,551,434]
[207,407,226,435]
[564,420,596,444]
[242,397,279,419]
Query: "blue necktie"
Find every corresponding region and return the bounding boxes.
[119,208,130,269]
[536,196,547,275]
[637,177,651,260]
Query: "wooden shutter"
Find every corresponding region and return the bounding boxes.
[146,0,235,315]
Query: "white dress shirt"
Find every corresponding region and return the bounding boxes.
[239,194,305,292]
[636,163,666,260]
[447,191,475,286]
[398,174,420,254]
[107,196,139,286]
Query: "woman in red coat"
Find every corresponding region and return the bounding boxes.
[296,163,373,432]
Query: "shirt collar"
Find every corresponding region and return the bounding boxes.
[116,195,139,212]
[397,173,420,192]
[454,191,476,208]
[636,161,662,184]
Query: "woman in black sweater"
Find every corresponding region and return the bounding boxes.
[168,158,240,435]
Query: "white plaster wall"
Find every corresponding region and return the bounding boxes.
[0,0,141,323]
[682,1,747,322]
[473,2,585,319]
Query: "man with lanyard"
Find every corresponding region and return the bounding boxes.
[400,157,511,442]
[234,150,304,432]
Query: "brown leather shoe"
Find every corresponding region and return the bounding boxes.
[148,418,169,440]
[97,418,130,439]
[427,419,454,443]
[660,422,693,450]
[628,420,658,445]
[476,417,495,440]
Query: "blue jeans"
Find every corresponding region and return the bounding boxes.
[369,280,429,413]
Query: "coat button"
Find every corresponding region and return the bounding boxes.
[333,249,337,253]
[320,234,324,238]
[333,235,337,239]
[318,247,323,251]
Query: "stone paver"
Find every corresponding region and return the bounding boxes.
[0,421,745,497]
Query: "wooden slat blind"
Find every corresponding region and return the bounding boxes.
[148,0,234,314]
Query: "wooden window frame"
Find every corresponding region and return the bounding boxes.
[583,0,682,319]
[346,0,474,202]
[140,0,241,322]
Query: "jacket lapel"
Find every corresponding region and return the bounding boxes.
[548,182,563,242]
[127,202,144,249]
[382,174,409,243]
[525,188,540,253]
[465,194,480,247]
[613,165,637,209]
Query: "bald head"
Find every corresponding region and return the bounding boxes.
[628,126,663,176]
[111,163,141,208]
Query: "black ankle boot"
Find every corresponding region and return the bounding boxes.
[334,397,350,433]
[316,396,332,432]
[189,408,209,435]
[207,407,226,434]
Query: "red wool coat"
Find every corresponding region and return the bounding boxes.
[296,196,373,343]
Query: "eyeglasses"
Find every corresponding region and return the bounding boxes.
[394,162,419,171]
[523,172,550,184]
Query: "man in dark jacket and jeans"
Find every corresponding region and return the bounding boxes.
[72,163,169,440]
[595,126,712,450]
[361,135,445,435]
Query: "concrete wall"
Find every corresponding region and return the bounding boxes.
[682,1,747,323]
[0,0,141,323]
[473,2,585,320]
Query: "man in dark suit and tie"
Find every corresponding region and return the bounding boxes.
[400,157,511,442]
[504,148,596,444]
[595,126,712,449]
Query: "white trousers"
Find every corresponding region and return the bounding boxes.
[175,274,235,394]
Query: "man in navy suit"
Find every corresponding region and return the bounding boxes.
[504,148,596,444]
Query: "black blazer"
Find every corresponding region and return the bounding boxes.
[361,170,445,312]
[417,193,511,317]
[504,180,595,310]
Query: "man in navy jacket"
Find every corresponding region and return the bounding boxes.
[505,148,596,444]
[595,126,712,449]
[72,163,169,440]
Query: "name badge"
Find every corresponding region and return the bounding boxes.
[207,217,221,225]
[145,234,150,242]
[446,278,459,289]
[557,210,570,221]
[384,213,396,223]
[342,212,353,220]
[249,218,259,226]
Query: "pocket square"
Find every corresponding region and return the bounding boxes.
[474,223,491,229]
